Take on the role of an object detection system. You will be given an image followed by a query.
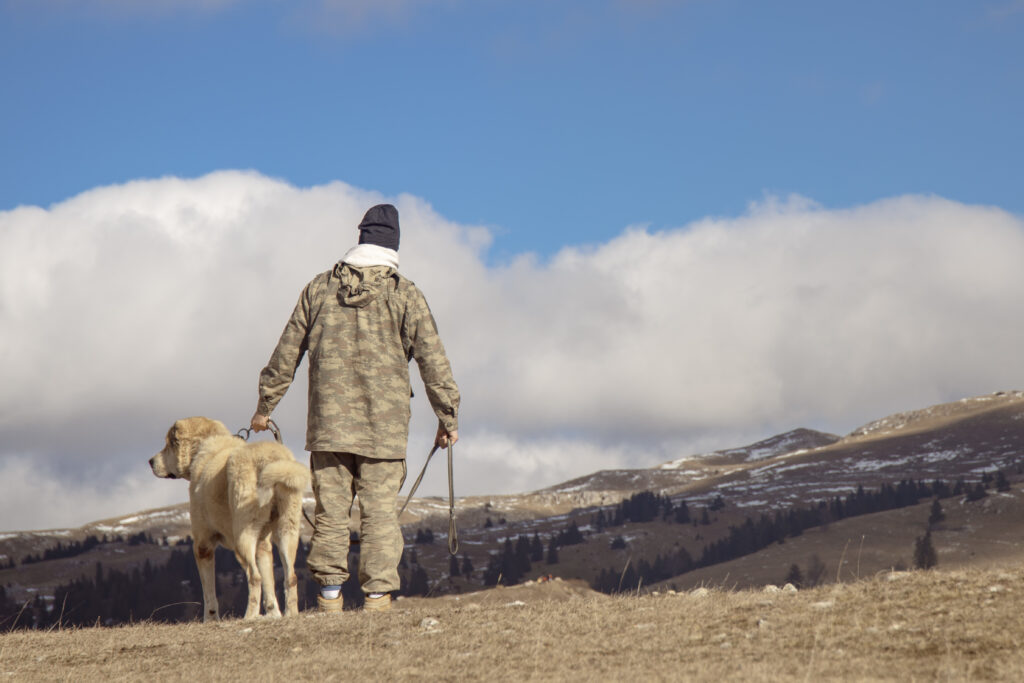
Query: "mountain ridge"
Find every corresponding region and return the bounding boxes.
[5,390,1024,541]
[4,389,1024,613]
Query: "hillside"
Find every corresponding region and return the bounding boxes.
[3,566,1024,681]
[533,391,1024,510]
[3,390,1024,614]
[649,487,1024,592]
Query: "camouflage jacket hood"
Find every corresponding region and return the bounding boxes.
[337,262,393,308]
[257,263,459,459]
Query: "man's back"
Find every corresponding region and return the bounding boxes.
[257,257,458,459]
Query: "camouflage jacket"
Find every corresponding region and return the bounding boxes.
[257,262,459,460]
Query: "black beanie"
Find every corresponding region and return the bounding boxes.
[358,204,400,251]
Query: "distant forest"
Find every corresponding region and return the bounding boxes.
[0,471,1009,629]
[591,473,1008,593]
[0,534,451,630]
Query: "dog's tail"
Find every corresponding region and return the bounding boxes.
[257,460,310,508]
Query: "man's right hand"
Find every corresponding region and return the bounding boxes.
[251,411,270,432]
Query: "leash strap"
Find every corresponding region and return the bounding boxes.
[236,419,282,444]
[447,444,458,555]
[400,443,458,556]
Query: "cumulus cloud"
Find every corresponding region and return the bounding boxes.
[461,193,1024,438]
[2,171,1023,530]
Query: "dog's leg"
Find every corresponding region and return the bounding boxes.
[193,539,219,622]
[276,503,301,617]
[256,532,282,618]
[235,529,264,620]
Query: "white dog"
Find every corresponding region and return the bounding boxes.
[149,417,309,621]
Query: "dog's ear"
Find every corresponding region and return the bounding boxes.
[173,418,230,479]
[167,421,181,449]
[172,420,197,479]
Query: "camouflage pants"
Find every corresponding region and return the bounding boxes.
[307,452,406,594]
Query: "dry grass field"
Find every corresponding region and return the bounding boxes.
[3,566,1024,682]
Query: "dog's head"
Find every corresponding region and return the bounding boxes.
[149,417,231,481]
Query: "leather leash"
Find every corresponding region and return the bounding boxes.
[400,443,459,555]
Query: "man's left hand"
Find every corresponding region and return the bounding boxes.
[435,425,459,448]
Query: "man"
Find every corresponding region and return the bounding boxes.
[251,204,459,613]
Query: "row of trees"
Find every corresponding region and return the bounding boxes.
[591,473,1009,594]
[1,549,204,629]
[593,546,696,593]
[482,534,550,586]
[0,535,452,629]
[19,532,161,566]
[592,491,727,531]
[593,491,674,527]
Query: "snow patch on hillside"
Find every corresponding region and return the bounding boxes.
[656,429,839,470]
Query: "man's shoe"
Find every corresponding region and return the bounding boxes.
[317,594,343,613]
[363,593,391,612]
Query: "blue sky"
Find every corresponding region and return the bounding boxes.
[3,1,1024,530]
[3,0,1021,258]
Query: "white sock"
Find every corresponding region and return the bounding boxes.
[321,586,341,600]
[368,593,386,599]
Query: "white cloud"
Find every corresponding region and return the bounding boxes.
[2,172,1023,530]
[0,456,185,532]
[457,193,1024,438]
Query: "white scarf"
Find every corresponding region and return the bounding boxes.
[341,243,400,270]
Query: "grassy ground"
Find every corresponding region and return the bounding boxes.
[3,567,1024,682]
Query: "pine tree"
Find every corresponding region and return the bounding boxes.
[530,533,544,562]
[674,500,690,524]
[514,535,532,575]
[406,564,430,595]
[482,553,502,586]
[913,530,938,570]
[966,483,988,502]
[558,520,585,546]
[461,554,474,577]
[996,471,1011,492]
[500,539,522,585]
[546,538,559,565]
